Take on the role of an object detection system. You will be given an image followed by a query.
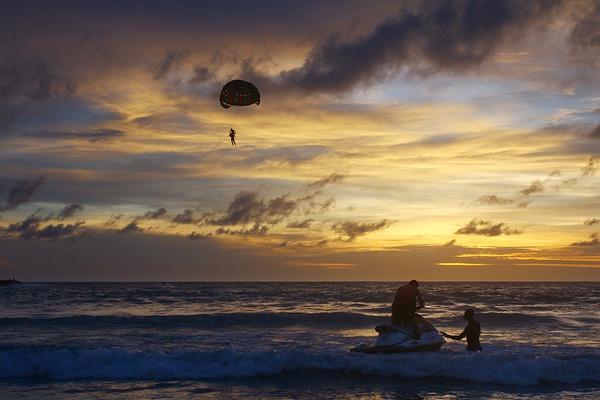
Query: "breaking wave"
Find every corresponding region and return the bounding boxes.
[1,346,599,386]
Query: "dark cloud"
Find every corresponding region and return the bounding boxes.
[584,218,600,226]
[265,195,297,221]
[216,222,269,236]
[443,239,457,246]
[517,200,532,209]
[274,0,562,93]
[0,177,45,211]
[590,124,600,139]
[519,180,545,196]
[3,212,84,241]
[332,219,391,241]
[172,209,198,224]
[307,173,345,189]
[116,221,144,234]
[152,50,186,80]
[188,231,211,240]
[33,222,85,241]
[189,66,214,84]
[0,61,75,101]
[207,180,338,233]
[455,219,522,236]
[209,191,289,226]
[0,61,76,129]
[24,129,125,142]
[569,2,600,49]
[571,233,600,247]
[4,214,46,238]
[582,156,599,176]
[57,203,84,220]
[476,159,597,208]
[287,218,314,229]
[142,207,168,220]
[104,214,123,228]
[308,197,335,213]
[477,194,514,205]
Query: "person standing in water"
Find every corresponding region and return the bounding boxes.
[441,308,482,351]
[229,128,237,146]
[391,280,424,339]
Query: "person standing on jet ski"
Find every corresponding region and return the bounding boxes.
[391,280,424,339]
[441,308,482,351]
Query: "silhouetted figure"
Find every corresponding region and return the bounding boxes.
[391,280,424,339]
[441,308,482,351]
[229,128,236,146]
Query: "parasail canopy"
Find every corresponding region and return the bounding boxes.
[220,80,260,108]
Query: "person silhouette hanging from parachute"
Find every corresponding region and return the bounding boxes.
[220,79,260,147]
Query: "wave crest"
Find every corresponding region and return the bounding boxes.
[1,346,599,385]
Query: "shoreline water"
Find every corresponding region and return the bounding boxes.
[1,282,599,398]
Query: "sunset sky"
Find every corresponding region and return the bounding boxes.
[1,0,599,281]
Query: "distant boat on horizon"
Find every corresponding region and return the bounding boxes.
[0,278,22,286]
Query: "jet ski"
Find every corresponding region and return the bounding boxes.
[351,314,444,353]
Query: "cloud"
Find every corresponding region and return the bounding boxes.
[287,218,314,229]
[519,180,545,196]
[0,61,77,130]
[116,221,144,234]
[109,208,167,233]
[455,219,522,236]
[307,173,345,189]
[142,207,168,220]
[584,218,600,226]
[172,209,198,224]
[216,222,269,236]
[443,239,457,246]
[104,214,123,228]
[189,65,214,84]
[57,203,84,220]
[3,212,84,240]
[4,214,46,237]
[582,156,599,176]
[24,129,126,142]
[204,173,342,235]
[590,124,600,139]
[33,222,85,241]
[0,61,75,101]
[477,157,598,208]
[273,0,561,93]
[208,191,297,226]
[571,233,600,247]
[332,219,391,241]
[0,177,45,211]
[569,2,600,49]
[477,194,514,205]
[152,50,186,80]
[188,231,211,240]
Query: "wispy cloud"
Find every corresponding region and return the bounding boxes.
[571,233,600,247]
[332,219,392,241]
[456,219,522,237]
[0,178,45,211]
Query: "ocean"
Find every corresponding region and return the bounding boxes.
[1,282,599,399]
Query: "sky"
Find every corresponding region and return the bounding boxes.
[1,0,600,281]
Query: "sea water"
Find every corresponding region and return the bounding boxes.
[1,282,599,399]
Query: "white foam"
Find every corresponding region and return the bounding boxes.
[1,346,599,385]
